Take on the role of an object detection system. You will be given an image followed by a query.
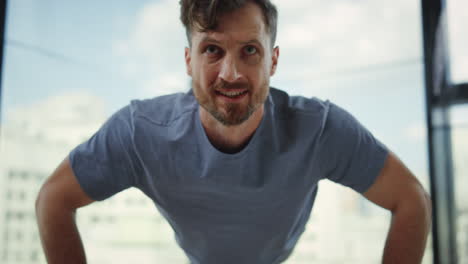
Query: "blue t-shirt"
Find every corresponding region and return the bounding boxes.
[70,87,388,264]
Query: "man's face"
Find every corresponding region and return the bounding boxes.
[185,2,279,126]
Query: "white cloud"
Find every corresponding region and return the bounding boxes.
[274,0,422,82]
[113,0,188,97]
[145,72,188,97]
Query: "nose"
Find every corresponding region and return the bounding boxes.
[218,55,243,83]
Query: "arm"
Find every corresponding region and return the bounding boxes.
[35,157,95,264]
[363,152,432,264]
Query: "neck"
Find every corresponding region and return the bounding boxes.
[199,105,265,154]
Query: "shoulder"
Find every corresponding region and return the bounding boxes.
[270,87,330,115]
[128,90,198,126]
[269,87,361,139]
[269,87,331,122]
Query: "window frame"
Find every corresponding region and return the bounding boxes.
[0,0,6,128]
[422,0,468,263]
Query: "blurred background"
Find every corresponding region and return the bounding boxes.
[0,0,466,263]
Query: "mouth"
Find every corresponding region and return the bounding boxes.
[215,89,249,100]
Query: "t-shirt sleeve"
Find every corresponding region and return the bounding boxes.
[316,102,389,193]
[69,105,141,201]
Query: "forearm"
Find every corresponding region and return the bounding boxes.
[36,199,87,264]
[382,197,432,264]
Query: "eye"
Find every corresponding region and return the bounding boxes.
[244,45,258,55]
[205,45,221,55]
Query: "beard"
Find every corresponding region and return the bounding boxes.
[192,79,269,126]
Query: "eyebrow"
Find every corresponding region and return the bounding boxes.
[200,36,263,47]
[200,36,221,44]
[240,39,263,47]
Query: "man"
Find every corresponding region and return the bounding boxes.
[35,0,432,263]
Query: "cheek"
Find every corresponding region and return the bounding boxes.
[250,62,270,83]
[198,65,219,88]
[245,55,262,66]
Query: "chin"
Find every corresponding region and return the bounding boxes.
[205,103,254,126]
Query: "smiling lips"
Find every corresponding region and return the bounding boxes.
[215,89,249,99]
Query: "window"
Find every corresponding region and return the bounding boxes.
[30,251,39,261]
[450,105,468,263]
[16,231,22,242]
[18,191,25,202]
[447,0,468,83]
[275,0,432,262]
[0,0,432,263]
[6,190,12,201]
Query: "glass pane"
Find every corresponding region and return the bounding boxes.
[0,0,188,263]
[450,105,468,263]
[0,0,432,263]
[447,0,468,83]
[275,0,432,263]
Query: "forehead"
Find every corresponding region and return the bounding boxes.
[191,2,269,46]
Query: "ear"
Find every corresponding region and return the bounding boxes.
[185,47,192,76]
[270,46,279,76]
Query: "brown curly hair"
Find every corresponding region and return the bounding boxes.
[179,0,278,48]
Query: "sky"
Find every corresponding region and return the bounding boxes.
[1,0,467,192]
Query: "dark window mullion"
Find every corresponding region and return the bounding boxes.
[422,0,459,263]
[0,0,7,128]
[449,83,468,104]
[434,83,468,106]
